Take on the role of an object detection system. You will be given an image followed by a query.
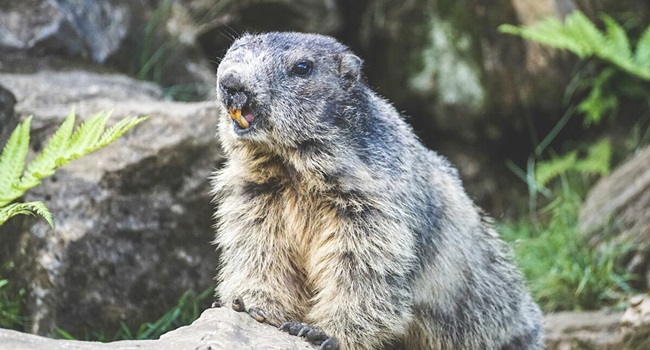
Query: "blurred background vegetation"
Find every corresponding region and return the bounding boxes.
[1,0,649,342]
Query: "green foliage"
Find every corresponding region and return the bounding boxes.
[0,267,26,330]
[137,0,173,83]
[499,11,650,79]
[499,11,646,311]
[577,68,619,125]
[534,139,611,188]
[116,288,213,340]
[56,288,213,341]
[0,110,147,227]
[501,185,635,311]
[500,11,650,124]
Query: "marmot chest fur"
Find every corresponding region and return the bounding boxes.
[212,32,543,350]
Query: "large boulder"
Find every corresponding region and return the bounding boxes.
[579,145,650,290]
[545,294,650,349]
[2,297,650,350]
[0,0,215,100]
[0,0,132,63]
[0,307,317,350]
[0,83,18,146]
[0,70,222,336]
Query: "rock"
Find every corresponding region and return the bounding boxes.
[621,294,650,349]
[0,0,214,101]
[544,298,650,350]
[0,307,317,350]
[579,145,650,290]
[0,0,132,63]
[0,83,18,147]
[545,310,623,349]
[0,70,223,336]
[6,305,650,350]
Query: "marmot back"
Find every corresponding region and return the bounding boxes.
[212,32,543,350]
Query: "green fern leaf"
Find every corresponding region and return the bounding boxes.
[599,15,642,77]
[577,68,619,125]
[634,27,650,70]
[0,109,147,231]
[499,18,589,57]
[534,151,578,188]
[575,139,611,177]
[563,11,605,56]
[601,15,632,60]
[94,116,148,151]
[63,111,111,161]
[0,117,32,207]
[18,110,76,190]
[501,10,650,80]
[0,201,53,228]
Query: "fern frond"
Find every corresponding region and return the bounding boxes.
[602,15,632,61]
[63,111,111,162]
[499,18,589,57]
[563,11,604,57]
[0,109,147,231]
[576,139,611,177]
[0,117,32,207]
[634,27,650,69]
[0,201,53,228]
[535,151,578,188]
[94,116,149,152]
[577,68,619,125]
[18,110,76,190]
[500,11,650,80]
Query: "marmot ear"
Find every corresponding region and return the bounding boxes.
[338,53,362,90]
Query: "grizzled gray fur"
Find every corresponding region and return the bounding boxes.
[212,32,543,350]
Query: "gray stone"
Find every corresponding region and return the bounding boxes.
[0,70,223,336]
[0,0,215,101]
[579,145,650,289]
[545,297,650,350]
[0,83,18,147]
[0,307,317,350]
[545,310,623,349]
[0,0,131,63]
[4,304,650,350]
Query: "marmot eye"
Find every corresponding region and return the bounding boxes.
[291,61,313,76]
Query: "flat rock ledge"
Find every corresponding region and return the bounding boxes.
[0,307,316,350]
[2,303,650,350]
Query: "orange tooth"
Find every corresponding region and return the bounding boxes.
[228,107,249,129]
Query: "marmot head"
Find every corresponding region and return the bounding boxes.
[216,32,363,155]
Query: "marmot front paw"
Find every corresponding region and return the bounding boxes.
[231,296,275,325]
[280,321,340,350]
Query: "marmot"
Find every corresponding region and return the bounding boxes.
[212,32,543,350]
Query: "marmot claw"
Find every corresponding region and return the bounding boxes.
[230,297,275,325]
[231,296,245,312]
[280,322,339,349]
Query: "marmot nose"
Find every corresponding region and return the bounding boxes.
[219,72,248,95]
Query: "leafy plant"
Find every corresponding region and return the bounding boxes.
[501,11,650,207]
[0,110,147,227]
[500,10,650,125]
[56,288,213,341]
[534,138,611,189]
[499,11,641,310]
[501,183,635,311]
[0,267,26,330]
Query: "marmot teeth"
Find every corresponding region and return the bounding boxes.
[228,106,249,129]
